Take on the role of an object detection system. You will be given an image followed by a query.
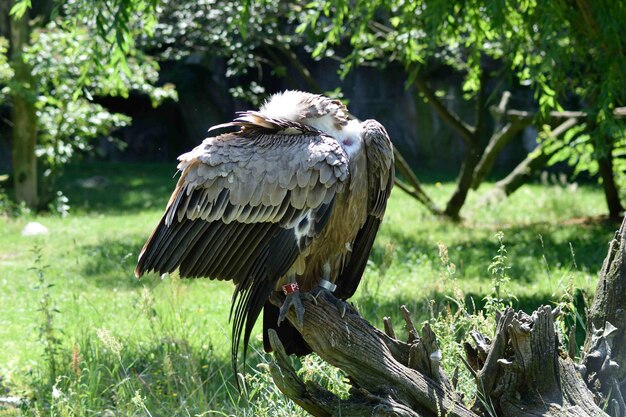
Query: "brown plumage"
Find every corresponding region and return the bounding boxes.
[135,90,394,378]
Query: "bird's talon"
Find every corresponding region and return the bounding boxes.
[311,285,349,316]
[339,302,347,318]
[304,292,318,305]
[278,291,306,328]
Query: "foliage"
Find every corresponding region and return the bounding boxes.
[509,0,626,196]
[0,37,13,86]
[142,1,318,104]
[297,0,624,127]
[0,188,30,217]
[3,1,177,206]
[295,1,502,94]
[29,245,62,385]
[24,21,176,200]
[11,0,160,82]
[485,231,514,315]
[293,0,626,210]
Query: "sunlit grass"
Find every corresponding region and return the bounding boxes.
[0,162,617,415]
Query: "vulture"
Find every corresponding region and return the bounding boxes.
[135,90,394,377]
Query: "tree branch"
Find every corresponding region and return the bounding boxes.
[582,215,626,415]
[480,117,578,202]
[471,117,532,189]
[473,67,488,140]
[393,146,442,216]
[262,39,323,94]
[413,76,476,145]
[497,108,626,120]
[269,294,478,417]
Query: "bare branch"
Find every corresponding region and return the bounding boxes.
[393,146,442,216]
[498,108,626,120]
[480,117,578,201]
[471,117,532,189]
[413,76,476,145]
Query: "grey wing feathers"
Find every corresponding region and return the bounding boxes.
[136,129,349,279]
[362,119,394,218]
[134,125,348,378]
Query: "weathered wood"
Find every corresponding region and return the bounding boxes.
[267,329,422,417]
[270,293,611,416]
[268,218,626,416]
[270,293,478,417]
[465,307,608,416]
[581,215,626,415]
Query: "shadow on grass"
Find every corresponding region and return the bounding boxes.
[78,237,147,289]
[376,219,615,283]
[23,328,266,416]
[60,162,177,214]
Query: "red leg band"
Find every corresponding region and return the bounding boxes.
[282,282,300,295]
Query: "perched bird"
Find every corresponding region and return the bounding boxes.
[135,90,394,377]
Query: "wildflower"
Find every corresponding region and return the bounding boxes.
[71,343,81,377]
[96,328,122,356]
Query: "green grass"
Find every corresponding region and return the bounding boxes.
[0,162,617,416]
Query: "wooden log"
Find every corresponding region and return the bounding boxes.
[581,215,626,416]
[465,307,607,416]
[269,296,610,416]
[268,217,626,416]
[269,293,478,417]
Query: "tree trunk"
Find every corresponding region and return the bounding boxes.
[393,146,442,216]
[269,216,626,416]
[10,8,38,209]
[444,142,482,220]
[471,118,531,190]
[0,1,9,39]
[597,150,623,220]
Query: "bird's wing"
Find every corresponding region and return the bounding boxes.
[135,116,349,370]
[335,120,394,299]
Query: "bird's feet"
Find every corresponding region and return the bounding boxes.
[310,283,350,318]
[277,284,316,328]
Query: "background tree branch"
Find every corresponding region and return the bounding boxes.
[413,76,475,145]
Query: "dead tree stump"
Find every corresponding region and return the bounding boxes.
[268,217,626,416]
[464,307,606,416]
[581,216,626,416]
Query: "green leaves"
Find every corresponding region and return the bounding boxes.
[9,0,31,19]
[0,38,13,92]
[4,1,179,203]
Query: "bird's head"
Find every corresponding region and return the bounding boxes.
[259,90,349,130]
[259,90,363,156]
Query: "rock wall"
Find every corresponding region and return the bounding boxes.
[0,57,533,175]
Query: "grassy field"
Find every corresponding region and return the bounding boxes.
[0,162,618,416]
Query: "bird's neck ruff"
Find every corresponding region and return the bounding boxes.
[259,90,363,158]
[259,90,312,122]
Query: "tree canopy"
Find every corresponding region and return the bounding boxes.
[3,0,175,208]
[292,0,626,217]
